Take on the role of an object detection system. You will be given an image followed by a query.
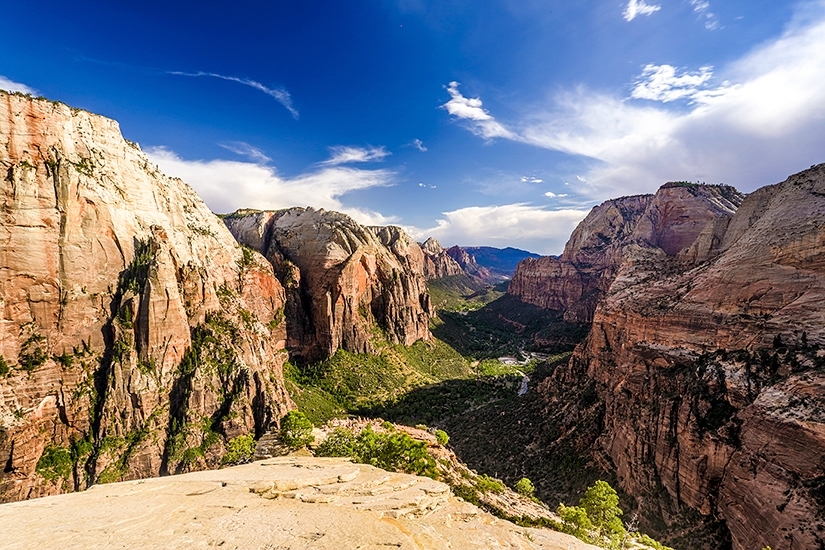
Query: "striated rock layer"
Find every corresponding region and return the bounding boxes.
[0,92,293,503]
[509,183,743,323]
[419,237,464,279]
[537,168,825,549]
[0,456,599,550]
[225,209,431,363]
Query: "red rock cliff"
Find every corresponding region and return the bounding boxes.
[0,92,292,502]
[509,184,743,323]
[549,167,825,549]
[224,209,431,363]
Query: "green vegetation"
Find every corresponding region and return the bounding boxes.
[284,338,472,424]
[475,474,505,494]
[18,332,48,372]
[36,445,73,482]
[427,275,505,312]
[221,434,257,465]
[515,477,535,497]
[280,411,315,449]
[0,356,9,377]
[118,239,154,294]
[556,480,673,550]
[315,425,437,479]
[434,429,449,446]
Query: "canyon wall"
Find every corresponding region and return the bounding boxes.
[225,209,431,363]
[530,171,825,549]
[419,237,464,279]
[509,184,743,323]
[0,92,293,502]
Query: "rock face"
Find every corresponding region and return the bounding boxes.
[0,92,292,503]
[446,245,494,281]
[224,209,431,363]
[537,169,825,549]
[419,237,464,279]
[0,456,599,550]
[509,184,743,323]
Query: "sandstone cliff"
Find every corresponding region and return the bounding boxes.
[0,92,292,502]
[543,167,825,549]
[0,456,599,550]
[508,183,743,323]
[419,237,464,279]
[224,209,431,363]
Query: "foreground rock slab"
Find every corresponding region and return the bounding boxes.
[0,457,597,550]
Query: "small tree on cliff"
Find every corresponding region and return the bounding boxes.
[280,411,314,449]
[557,480,626,547]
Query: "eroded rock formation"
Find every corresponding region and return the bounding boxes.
[225,209,431,363]
[531,169,825,549]
[509,183,743,323]
[0,92,292,502]
[419,237,464,279]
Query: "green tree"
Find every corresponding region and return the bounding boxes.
[221,434,256,465]
[580,480,626,543]
[280,411,314,449]
[557,503,594,542]
[434,429,449,446]
[515,477,535,497]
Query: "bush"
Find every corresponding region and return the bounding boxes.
[222,434,256,465]
[36,445,73,481]
[475,474,505,494]
[280,411,315,449]
[315,426,437,479]
[515,477,535,497]
[556,480,628,548]
[434,429,449,446]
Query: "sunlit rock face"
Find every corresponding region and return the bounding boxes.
[0,92,293,502]
[540,167,825,549]
[419,237,464,279]
[509,183,743,323]
[225,208,432,364]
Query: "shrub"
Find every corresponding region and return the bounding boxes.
[434,429,449,446]
[315,426,437,479]
[0,356,8,377]
[515,477,535,497]
[36,445,73,481]
[556,480,627,548]
[475,474,505,494]
[222,434,256,465]
[280,411,315,449]
[557,503,594,542]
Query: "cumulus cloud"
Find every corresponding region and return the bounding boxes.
[218,141,272,163]
[0,76,37,95]
[544,192,569,198]
[521,176,544,183]
[623,0,661,22]
[441,82,519,140]
[413,204,588,255]
[446,2,825,201]
[168,71,298,118]
[631,64,721,103]
[321,145,390,166]
[146,147,395,225]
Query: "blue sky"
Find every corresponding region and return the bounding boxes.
[2,0,823,254]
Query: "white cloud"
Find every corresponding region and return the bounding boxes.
[413,204,588,255]
[146,147,395,225]
[623,0,661,22]
[218,141,271,163]
[446,2,825,201]
[544,192,569,198]
[521,176,544,183]
[631,64,717,103]
[320,145,390,166]
[689,0,719,29]
[168,71,298,118]
[441,82,519,140]
[0,76,37,95]
[411,138,427,151]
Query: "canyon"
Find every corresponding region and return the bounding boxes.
[507,172,825,549]
[2,90,824,550]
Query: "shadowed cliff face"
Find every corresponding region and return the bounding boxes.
[0,92,293,502]
[508,184,743,324]
[529,169,825,550]
[225,209,432,364]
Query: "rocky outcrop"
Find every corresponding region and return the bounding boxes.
[225,209,431,363]
[0,92,292,503]
[0,456,599,550]
[509,184,743,323]
[446,245,494,281]
[419,238,464,279]
[545,167,825,549]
